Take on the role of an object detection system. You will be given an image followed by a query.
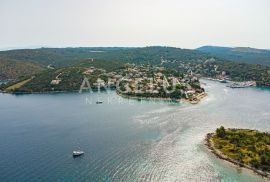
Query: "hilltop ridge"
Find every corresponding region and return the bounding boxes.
[197,46,270,65]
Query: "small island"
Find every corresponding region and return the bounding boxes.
[206,126,270,179]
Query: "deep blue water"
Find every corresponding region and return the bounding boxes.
[0,81,270,181]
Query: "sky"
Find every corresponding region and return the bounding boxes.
[0,0,270,50]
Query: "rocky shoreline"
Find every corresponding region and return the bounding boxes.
[205,133,270,179]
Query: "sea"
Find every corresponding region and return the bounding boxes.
[0,80,270,181]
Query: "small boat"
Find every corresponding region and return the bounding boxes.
[96,101,103,104]
[227,85,245,88]
[226,83,245,88]
[219,79,227,83]
[73,150,84,157]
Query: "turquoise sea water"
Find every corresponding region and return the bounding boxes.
[0,80,270,181]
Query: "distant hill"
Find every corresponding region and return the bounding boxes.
[0,46,212,67]
[197,46,270,65]
[0,46,215,81]
[0,48,97,67]
[2,46,269,67]
[0,58,44,80]
[1,46,270,88]
[83,46,213,64]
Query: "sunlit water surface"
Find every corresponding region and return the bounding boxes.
[0,80,270,181]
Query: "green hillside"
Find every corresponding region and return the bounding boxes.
[197,46,270,65]
[2,60,126,93]
[0,46,211,67]
[0,58,44,80]
[1,46,270,90]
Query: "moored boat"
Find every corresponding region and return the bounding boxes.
[219,79,227,83]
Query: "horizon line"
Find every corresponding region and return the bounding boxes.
[0,45,269,51]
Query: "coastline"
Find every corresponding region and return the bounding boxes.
[0,89,81,95]
[0,87,117,95]
[117,91,207,104]
[205,132,270,179]
[0,88,207,105]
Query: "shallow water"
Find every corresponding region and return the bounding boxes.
[0,80,269,181]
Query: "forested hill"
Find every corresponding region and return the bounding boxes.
[197,46,270,65]
[0,58,44,80]
[0,46,213,67]
[2,46,270,67]
[79,46,213,64]
[1,46,270,88]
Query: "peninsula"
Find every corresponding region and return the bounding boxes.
[206,127,270,179]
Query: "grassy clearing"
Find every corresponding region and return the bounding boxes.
[5,78,32,91]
